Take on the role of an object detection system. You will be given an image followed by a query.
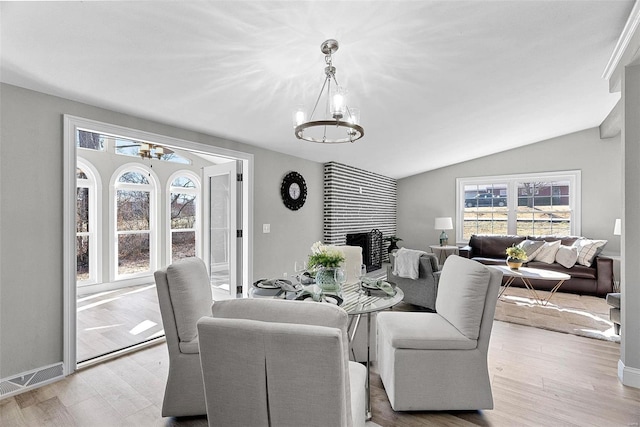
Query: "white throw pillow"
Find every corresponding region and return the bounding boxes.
[573,239,607,267]
[532,240,561,264]
[555,245,578,268]
[517,239,545,260]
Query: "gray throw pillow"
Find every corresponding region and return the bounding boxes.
[517,239,545,260]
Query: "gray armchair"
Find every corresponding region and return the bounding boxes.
[198,298,366,427]
[377,255,502,411]
[387,252,440,310]
[154,257,211,417]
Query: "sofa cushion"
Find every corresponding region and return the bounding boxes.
[532,240,561,264]
[526,261,596,279]
[555,245,578,268]
[573,239,607,267]
[436,256,490,340]
[527,235,581,246]
[166,257,212,344]
[517,239,545,259]
[377,312,477,350]
[468,234,525,259]
[422,253,440,272]
[471,257,506,266]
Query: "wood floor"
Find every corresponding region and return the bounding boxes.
[2,301,639,426]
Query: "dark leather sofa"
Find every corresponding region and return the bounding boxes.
[459,234,614,297]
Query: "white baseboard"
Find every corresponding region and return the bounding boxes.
[618,359,640,389]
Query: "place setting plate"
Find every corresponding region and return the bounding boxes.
[253,279,293,289]
[295,293,344,306]
[359,280,397,296]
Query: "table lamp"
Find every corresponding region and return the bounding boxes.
[434,217,453,246]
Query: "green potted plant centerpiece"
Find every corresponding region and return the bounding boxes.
[505,244,527,270]
[308,241,346,292]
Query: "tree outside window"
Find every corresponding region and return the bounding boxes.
[76,169,90,281]
[116,170,153,277]
[170,175,198,262]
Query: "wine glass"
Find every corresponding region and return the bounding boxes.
[357,264,367,295]
[334,268,346,298]
[294,260,307,288]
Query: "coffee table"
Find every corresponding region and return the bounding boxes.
[488,265,570,306]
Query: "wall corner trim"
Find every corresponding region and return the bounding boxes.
[618,358,640,389]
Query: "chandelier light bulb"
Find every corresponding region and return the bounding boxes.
[331,88,346,119]
[293,109,306,127]
[154,146,164,159]
[347,107,360,125]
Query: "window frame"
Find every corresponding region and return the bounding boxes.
[110,163,159,281]
[76,158,102,286]
[456,170,581,243]
[167,170,201,264]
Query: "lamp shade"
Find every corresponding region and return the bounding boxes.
[434,217,453,230]
[614,218,622,236]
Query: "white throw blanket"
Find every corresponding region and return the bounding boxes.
[393,248,426,279]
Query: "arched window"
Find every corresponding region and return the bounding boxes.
[168,172,200,262]
[76,158,101,285]
[112,165,158,279]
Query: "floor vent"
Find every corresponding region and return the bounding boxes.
[0,363,64,399]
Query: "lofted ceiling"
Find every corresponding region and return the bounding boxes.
[0,1,633,179]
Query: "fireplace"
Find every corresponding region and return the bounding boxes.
[346,229,383,272]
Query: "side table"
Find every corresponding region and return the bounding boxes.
[429,245,459,265]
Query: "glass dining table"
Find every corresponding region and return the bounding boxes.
[340,281,404,420]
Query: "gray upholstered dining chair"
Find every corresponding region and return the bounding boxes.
[377,255,503,411]
[197,298,366,427]
[154,257,211,417]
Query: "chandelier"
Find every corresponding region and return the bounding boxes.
[138,143,170,160]
[293,39,364,144]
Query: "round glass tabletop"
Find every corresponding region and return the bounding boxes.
[338,282,404,315]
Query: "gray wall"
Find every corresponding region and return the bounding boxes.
[0,83,323,376]
[397,127,622,255]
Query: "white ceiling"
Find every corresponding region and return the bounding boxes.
[0,1,633,179]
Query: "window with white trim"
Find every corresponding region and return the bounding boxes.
[76,159,100,285]
[168,172,200,262]
[76,129,105,151]
[113,166,157,278]
[457,171,581,242]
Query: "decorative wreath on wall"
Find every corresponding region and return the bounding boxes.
[280,171,307,210]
